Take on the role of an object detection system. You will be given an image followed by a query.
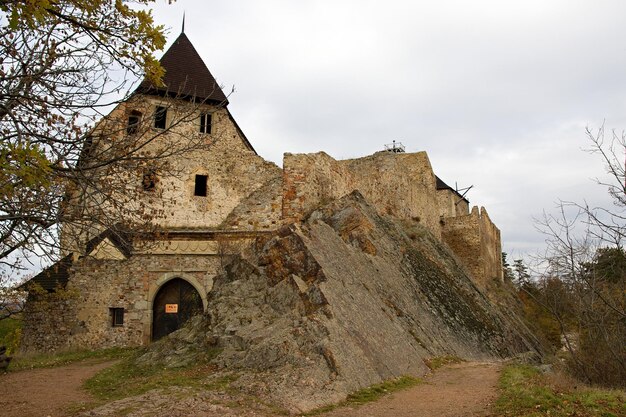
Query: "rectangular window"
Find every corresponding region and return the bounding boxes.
[127,111,142,135]
[110,308,124,327]
[142,169,156,191]
[154,106,167,129]
[194,174,208,196]
[199,113,212,134]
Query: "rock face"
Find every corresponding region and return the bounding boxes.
[141,191,541,412]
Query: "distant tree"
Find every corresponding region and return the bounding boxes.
[0,0,218,275]
[584,247,626,284]
[502,252,515,281]
[513,259,531,285]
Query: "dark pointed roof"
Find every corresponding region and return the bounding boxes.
[137,33,229,104]
[85,227,132,259]
[23,254,74,292]
[436,176,469,203]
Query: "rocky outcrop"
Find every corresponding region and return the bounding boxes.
[140,191,541,412]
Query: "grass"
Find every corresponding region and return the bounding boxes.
[9,346,137,371]
[0,317,22,355]
[492,364,625,417]
[306,375,422,415]
[84,347,224,402]
[424,355,464,370]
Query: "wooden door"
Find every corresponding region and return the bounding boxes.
[152,278,203,341]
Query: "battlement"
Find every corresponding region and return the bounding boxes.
[441,206,503,288]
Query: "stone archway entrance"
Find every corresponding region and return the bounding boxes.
[152,278,203,341]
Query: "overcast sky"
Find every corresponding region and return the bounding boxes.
[149,0,626,260]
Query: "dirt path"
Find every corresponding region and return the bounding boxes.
[319,361,501,417]
[0,360,115,417]
[0,360,501,417]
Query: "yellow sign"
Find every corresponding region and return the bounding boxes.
[165,304,178,313]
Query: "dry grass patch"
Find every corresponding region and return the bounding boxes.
[424,355,464,370]
[492,364,625,417]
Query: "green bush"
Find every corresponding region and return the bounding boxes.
[0,317,21,355]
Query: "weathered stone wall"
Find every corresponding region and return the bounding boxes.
[441,206,503,288]
[221,176,282,230]
[21,253,223,352]
[47,89,507,356]
[21,291,81,353]
[282,151,441,238]
[346,151,441,238]
[145,97,281,230]
[282,152,356,223]
[437,188,470,218]
[61,95,282,256]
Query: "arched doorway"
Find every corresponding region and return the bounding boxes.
[152,278,204,341]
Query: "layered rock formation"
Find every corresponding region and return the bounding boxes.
[140,191,541,412]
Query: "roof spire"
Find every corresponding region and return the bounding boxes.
[182,12,185,34]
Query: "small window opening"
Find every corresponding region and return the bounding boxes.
[110,307,124,327]
[143,169,157,191]
[127,110,142,135]
[200,113,212,134]
[154,106,167,129]
[194,174,208,196]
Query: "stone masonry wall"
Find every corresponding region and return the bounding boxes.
[441,206,503,288]
[282,152,356,223]
[221,176,282,230]
[21,291,81,353]
[346,152,441,238]
[437,189,470,218]
[282,151,442,238]
[21,254,222,353]
[126,96,282,230]
[61,95,282,256]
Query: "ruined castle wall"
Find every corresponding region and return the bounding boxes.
[437,189,470,218]
[282,151,441,238]
[21,291,81,353]
[345,152,440,238]
[221,176,283,230]
[478,208,503,283]
[457,198,470,216]
[437,189,457,218]
[441,206,503,288]
[282,152,356,223]
[21,254,223,353]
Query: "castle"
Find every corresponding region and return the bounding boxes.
[21,31,503,353]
